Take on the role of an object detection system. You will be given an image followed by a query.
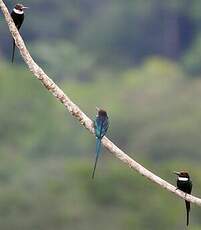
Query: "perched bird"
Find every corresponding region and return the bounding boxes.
[10,3,28,63]
[174,171,192,226]
[92,108,109,179]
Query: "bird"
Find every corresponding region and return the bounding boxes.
[174,171,192,226]
[92,107,109,179]
[10,3,28,63]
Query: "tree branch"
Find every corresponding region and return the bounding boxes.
[1,0,201,207]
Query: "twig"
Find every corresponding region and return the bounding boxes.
[0,0,201,207]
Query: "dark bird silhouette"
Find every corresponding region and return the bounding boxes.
[10,3,28,63]
[92,108,109,179]
[174,171,192,226]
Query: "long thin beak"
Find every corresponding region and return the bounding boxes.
[22,6,29,9]
[96,107,100,112]
[173,171,180,176]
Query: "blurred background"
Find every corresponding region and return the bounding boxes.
[0,0,201,229]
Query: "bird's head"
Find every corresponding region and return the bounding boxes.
[96,107,108,118]
[14,3,29,11]
[173,171,190,181]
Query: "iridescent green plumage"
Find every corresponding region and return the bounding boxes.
[92,109,109,179]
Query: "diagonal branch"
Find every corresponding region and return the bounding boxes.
[1,0,201,207]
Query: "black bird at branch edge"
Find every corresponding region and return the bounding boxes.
[10,3,28,63]
[174,171,192,226]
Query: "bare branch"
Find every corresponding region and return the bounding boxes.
[1,0,201,207]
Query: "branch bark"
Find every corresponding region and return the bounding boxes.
[1,0,201,207]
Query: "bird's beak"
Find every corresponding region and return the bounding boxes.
[22,6,29,9]
[173,171,180,176]
[96,107,100,112]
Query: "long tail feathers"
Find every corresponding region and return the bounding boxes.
[11,39,15,63]
[185,200,190,226]
[92,138,101,179]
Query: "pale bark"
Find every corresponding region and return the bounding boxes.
[1,0,201,207]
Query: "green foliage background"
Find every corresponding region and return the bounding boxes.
[0,0,201,229]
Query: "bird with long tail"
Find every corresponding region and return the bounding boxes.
[92,107,109,179]
[174,171,192,226]
[10,4,28,63]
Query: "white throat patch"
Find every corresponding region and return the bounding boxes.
[178,177,188,182]
[13,8,24,14]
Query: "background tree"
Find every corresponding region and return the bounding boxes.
[1,0,201,229]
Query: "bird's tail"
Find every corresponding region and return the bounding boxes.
[11,39,15,63]
[185,200,190,226]
[92,138,101,179]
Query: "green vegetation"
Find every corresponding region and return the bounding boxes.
[0,57,201,228]
[1,0,201,71]
[0,154,201,230]
[1,0,201,229]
